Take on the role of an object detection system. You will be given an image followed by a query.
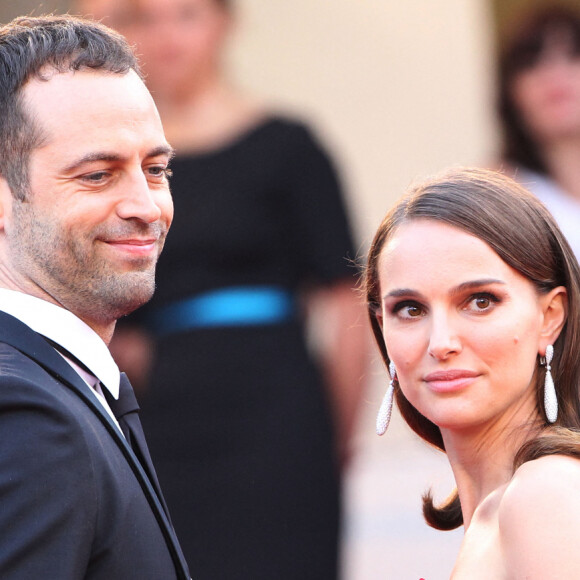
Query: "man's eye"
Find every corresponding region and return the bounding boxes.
[148,166,172,179]
[83,171,109,182]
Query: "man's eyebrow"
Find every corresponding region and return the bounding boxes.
[62,152,124,174]
[62,145,176,174]
[148,145,176,160]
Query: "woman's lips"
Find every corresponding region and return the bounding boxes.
[423,370,479,393]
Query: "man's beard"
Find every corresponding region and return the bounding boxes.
[9,200,165,323]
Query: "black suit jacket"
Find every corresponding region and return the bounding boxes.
[0,311,190,579]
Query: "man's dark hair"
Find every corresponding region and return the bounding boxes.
[0,14,141,200]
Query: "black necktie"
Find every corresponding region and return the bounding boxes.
[103,374,171,512]
[103,372,140,445]
[103,374,156,480]
[105,375,188,574]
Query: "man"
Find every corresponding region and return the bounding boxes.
[0,15,189,579]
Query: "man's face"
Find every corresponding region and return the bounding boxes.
[1,69,173,334]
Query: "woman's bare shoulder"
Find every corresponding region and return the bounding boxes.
[513,453,580,482]
[498,455,580,577]
[501,455,580,518]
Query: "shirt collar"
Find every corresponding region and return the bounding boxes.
[0,288,120,398]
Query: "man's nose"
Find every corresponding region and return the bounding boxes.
[116,173,163,223]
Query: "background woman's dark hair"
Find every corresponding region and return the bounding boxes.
[364,167,580,530]
[498,4,580,174]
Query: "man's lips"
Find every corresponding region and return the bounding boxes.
[107,238,158,245]
[102,238,159,256]
[423,369,479,393]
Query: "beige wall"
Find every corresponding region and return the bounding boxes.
[0,0,68,19]
[228,0,497,246]
[1,0,497,248]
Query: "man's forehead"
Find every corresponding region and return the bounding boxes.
[23,68,154,125]
[24,66,138,93]
[23,68,167,162]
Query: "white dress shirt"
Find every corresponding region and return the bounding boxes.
[0,288,123,432]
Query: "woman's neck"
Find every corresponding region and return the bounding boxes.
[152,76,263,153]
[540,137,580,200]
[442,419,539,529]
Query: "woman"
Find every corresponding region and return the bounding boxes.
[75,0,368,578]
[365,167,580,577]
[498,4,580,259]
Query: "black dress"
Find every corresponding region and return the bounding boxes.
[136,116,357,579]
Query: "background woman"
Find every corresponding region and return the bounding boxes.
[498,4,580,259]
[365,167,580,577]
[76,0,368,578]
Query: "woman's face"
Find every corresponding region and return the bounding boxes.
[510,30,580,143]
[376,219,558,434]
[125,0,231,96]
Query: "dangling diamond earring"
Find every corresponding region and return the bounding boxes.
[542,344,558,424]
[376,361,396,436]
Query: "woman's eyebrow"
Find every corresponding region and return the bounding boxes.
[449,279,506,296]
[383,288,423,300]
[382,279,506,302]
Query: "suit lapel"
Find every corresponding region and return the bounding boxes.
[0,311,189,579]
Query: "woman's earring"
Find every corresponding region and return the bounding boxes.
[542,344,558,423]
[376,361,396,436]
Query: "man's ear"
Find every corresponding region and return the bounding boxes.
[0,175,14,232]
[539,286,567,355]
[0,177,6,231]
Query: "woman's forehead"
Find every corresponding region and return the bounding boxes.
[378,219,516,290]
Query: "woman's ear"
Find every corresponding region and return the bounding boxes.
[539,286,567,354]
[374,306,383,331]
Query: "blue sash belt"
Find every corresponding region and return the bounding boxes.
[147,286,295,336]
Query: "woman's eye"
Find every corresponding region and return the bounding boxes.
[465,293,499,313]
[393,301,425,319]
[474,296,490,309]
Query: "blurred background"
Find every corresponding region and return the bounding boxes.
[3,1,578,578]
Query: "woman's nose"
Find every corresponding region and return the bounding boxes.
[427,314,462,360]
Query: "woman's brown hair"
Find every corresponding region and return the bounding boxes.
[364,167,580,530]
